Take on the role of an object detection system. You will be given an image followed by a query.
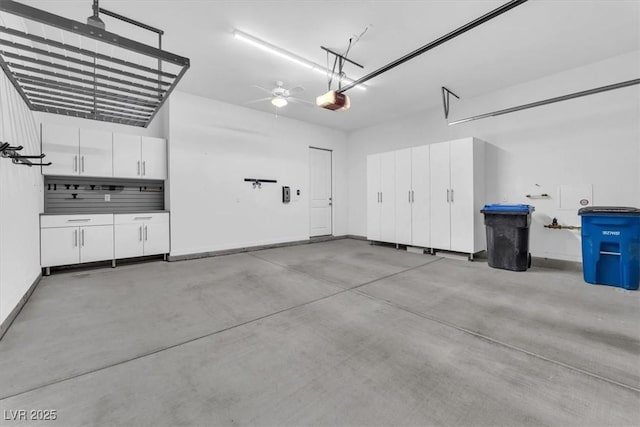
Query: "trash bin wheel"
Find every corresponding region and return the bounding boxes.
[528,253,532,269]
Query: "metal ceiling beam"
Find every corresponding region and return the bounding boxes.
[448,79,640,125]
[337,0,528,93]
[0,0,189,66]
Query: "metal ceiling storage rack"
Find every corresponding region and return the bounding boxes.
[0,0,190,128]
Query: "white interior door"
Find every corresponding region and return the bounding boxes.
[450,139,475,253]
[379,151,396,243]
[309,148,332,237]
[411,145,430,248]
[113,133,142,178]
[366,154,381,241]
[430,142,451,250]
[41,123,79,176]
[395,148,412,245]
[79,128,112,177]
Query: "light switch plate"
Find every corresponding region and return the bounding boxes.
[104,194,111,202]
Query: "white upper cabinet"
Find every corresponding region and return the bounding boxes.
[112,134,166,180]
[141,136,167,180]
[113,133,142,178]
[41,123,79,176]
[42,123,167,180]
[79,128,112,177]
[42,125,112,177]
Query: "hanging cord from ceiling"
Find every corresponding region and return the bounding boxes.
[325,25,370,91]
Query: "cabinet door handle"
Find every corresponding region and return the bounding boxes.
[408,190,411,203]
[451,189,454,203]
[144,225,148,241]
[137,161,141,176]
[380,192,382,203]
[447,189,450,203]
[81,156,85,173]
[411,190,414,203]
[74,155,78,172]
[74,229,78,247]
[139,226,143,242]
[142,161,146,176]
[134,217,152,220]
[67,218,90,222]
[81,229,85,247]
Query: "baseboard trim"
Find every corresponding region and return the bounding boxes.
[346,234,367,241]
[531,256,583,272]
[168,235,350,262]
[0,272,42,341]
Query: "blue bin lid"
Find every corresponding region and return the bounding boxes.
[481,204,535,214]
[578,206,640,216]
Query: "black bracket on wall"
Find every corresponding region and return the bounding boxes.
[244,178,277,189]
[0,141,51,166]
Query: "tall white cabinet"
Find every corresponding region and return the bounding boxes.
[430,138,485,256]
[394,146,431,247]
[366,151,395,243]
[366,137,485,258]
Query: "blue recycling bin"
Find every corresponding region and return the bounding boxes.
[578,207,640,290]
[481,204,535,271]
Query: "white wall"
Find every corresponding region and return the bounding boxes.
[168,91,348,256]
[0,70,43,326]
[347,51,640,262]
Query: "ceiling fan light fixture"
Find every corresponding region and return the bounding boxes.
[271,97,288,108]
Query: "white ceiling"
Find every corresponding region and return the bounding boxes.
[21,0,640,131]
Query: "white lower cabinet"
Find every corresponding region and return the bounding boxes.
[114,213,170,258]
[41,212,170,271]
[40,214,114,268]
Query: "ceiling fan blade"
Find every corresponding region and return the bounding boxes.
[289,86,304,94]
[250,85,274,95]
[245,97,272,105]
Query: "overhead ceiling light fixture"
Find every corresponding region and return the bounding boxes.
[271,97,288,108]
[233,30,366,91]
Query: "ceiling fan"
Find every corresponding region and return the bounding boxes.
[246,81,314,109]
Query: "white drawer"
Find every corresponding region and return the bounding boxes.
[41,214,114,228]
[114,212,169,225]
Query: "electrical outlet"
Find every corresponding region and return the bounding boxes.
[105,194,111,202]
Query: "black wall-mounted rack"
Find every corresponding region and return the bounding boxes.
[0,141,51,166]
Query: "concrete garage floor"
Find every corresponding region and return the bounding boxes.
[0,239,639,426]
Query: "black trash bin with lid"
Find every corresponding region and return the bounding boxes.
[481,204,535,271]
